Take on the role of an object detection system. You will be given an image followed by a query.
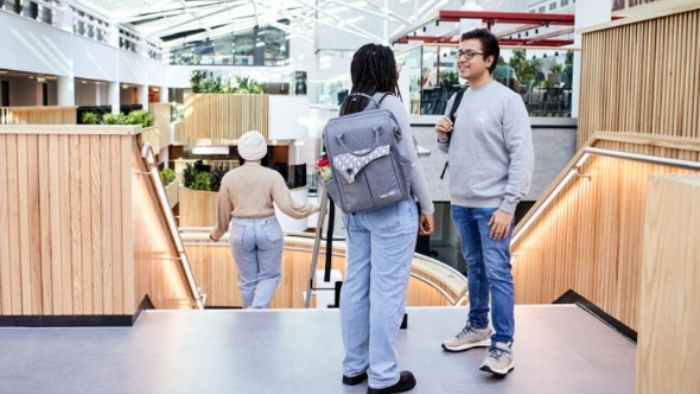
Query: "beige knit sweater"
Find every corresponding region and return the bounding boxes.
[210,162,319,242]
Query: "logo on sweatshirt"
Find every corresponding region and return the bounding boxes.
[475,111,490,125]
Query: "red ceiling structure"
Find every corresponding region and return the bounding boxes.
[393,10,621,47]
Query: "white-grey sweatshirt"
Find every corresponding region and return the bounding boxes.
[438,81,534,214]
[380,95,435,215]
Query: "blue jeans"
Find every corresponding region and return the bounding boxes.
[228,216,284,309]
[340,198,418,389]
[451,206,515,344]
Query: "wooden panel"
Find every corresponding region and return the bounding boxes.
[185,241,456,309]
[0,107,76,125]
[149,103,171,149]
[0,135,11,314]
[180,94,269,145]
[579,8,700,148]
[637,175,700,394]
[178,187,217,227]
[140,126,160,153]
[0,125,197,317]
[512,149,698,330]
[164,181,179,208]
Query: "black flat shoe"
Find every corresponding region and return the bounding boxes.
[367,371,416,393]
[342,372,368,385]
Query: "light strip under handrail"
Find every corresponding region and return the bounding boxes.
[512,146,700,245]
[141,143,203,309]
[178,228,469,306]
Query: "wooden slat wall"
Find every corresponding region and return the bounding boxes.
[0,107,77,125]
[130,140,197,310]
[185,242,454,309]
[512,147,698,330]
[0,126,199,316]
[0,130,134,315]
[140,126,161,153]
[180,94,269,145]
[178,187,217,227]
[637,174,700,394]
[578,7,700,148]
[149,103,172,149]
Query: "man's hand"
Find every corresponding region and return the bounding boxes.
[419,214,434,236]
[435,116,453,141]
[488,209,513,240]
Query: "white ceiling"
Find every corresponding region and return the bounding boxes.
[75,0,448,47]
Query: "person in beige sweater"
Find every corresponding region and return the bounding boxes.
[210,131,320,309]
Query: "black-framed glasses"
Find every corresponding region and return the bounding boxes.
[457,50,484,60]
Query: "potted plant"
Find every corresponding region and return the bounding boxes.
[81,112,100,125]
[102,113,127,125]
[548,64,565,84]
[125,109,155,128]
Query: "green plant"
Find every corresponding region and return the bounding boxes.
[102,113,127,125]
[81,112,100,125]
[234,75,264,94]
[439,70,458,82]
[160,168,176,185]
[563,51,574,88]
[125,109,155,128]
[183,163,198,188]
[550,64,564,74]
[201,76,223,93]
[190,171,211,191]
[190,70,205,93]
[210,168,227,192]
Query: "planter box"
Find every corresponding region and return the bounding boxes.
[179,187,217,227]
[164,180,179,209]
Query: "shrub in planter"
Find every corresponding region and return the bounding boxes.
[81,112,100,125]
[125,109,155,128]
[191,171,211,191]
[103,113,127,125]
[160,168,176,185]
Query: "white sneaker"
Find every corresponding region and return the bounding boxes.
[479,342,514,376]
[441,324,492,352]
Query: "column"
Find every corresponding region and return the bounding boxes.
[159,87,169,103]
[572,0,610,118]
[108,81,120,114]
[57,75,75,106]
[138,84,148,111]
[58,2,74,33]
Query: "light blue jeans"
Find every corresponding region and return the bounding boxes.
[340,198,418,389]
[451,206,515,344]
[228,216,284,309]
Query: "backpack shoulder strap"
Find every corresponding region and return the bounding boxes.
[448,88,466,123]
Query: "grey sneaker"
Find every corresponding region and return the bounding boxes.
[441,324,492,352]
[480,342,514,376]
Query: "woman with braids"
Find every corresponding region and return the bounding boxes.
[339,43,434,394]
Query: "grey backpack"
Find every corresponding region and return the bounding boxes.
[321,93,412,214]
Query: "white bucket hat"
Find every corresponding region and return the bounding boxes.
[238,131,267,161]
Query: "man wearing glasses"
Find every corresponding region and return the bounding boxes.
[435,28,534,377]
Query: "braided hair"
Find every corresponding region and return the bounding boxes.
[340,43,402,116]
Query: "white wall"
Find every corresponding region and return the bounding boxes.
[0,10,167,94]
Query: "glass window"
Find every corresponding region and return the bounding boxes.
[539,6,545,12]
[561,0,569,6]
[549,2,556,10]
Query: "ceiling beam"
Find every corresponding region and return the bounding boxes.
[146,2,252,37]
[290,0,384,43]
